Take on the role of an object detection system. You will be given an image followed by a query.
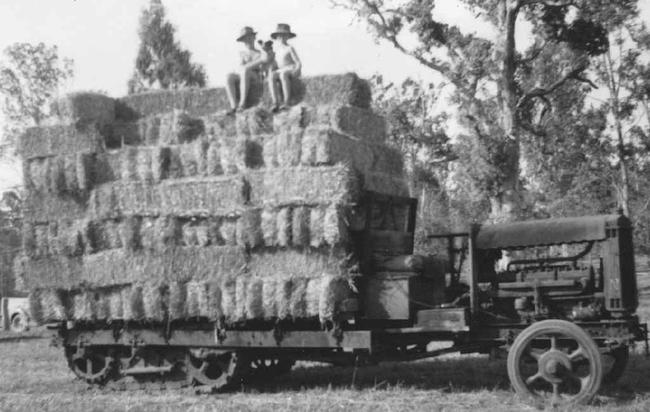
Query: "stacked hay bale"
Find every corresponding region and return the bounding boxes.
[17,73,410,326]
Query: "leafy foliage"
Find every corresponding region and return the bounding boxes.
[0,42,73,153]
[333,0,638,223]
[128,0,206,94]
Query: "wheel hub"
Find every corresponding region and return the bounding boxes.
[538,350,571,383]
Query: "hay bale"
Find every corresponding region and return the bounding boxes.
[235,107,273,138]
[220,218,237,246]
[276,207,292,247]
[195,224,209,247]
[95,290,111,320]
[41,289,68,321]
[206,141,224,176]
[256,165,360,207]
[142,282,165,321]
[274,128,304,167]
[119,216,140,251]
[159,176,248,217]
[219,135,246,174]
[261,208,277,246]
[221,279,237,322]
[151,147,170,182]
[34,224,50,257]
[47,156,66,194]
[106,120,142,148]
[169,281,186,319]
[156,216,180,249]
[261,279,276,318]
[207,218,224,246]
[28,290,44,324]
[120,286,133,319]
[245,277,264,319]
[262,134,278,168]
[319,275,353,322]
[76,152,93,192]
[248,249,350,280]
[25,157,50,192]
[300,127,403,176]
[292,206,310,247]
[182,221,198,246]
[51,92,115,126]
[176,112,205,143]
[306,278,321,318]
[22,224,36,257]
[117,88,231,119]
[235,276,247,321]
[120,146,139,181]
[300,73,371,109]
[206,281,222,320]
[324,204,349,246]
[108,288,124,319]
[19,124,107,159]
[185,281,201,318]
[312,105,387,142]
[275,278,292,319]
[128,284,146,320]
[139,217,157,251]
[289,278,308,319]
[73,291,95,321]
[309,206,326,248]
[236,209,262,248]
[92,151,121,185]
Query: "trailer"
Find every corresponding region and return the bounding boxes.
[54,193,646,406]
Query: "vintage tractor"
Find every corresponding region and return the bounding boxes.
[55,193,646,406]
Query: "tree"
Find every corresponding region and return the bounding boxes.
[370,76,456,247]
[128,0,207,94]
[0,42,73,153]
[333,0,638,222]
[591,21,650,216]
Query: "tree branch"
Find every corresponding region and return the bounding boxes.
[517,62,597,109]
[521,0,575,7]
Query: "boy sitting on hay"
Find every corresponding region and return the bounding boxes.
[225,26,271,114]
[268,24,302,112]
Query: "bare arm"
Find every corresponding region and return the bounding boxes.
[289,46,302,72]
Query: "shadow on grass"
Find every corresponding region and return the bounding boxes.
[247,354,512,394]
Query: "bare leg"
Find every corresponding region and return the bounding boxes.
[238,68,252,110]
[225,73,239,110]
[280,71,292,107]
[268,71,280,108]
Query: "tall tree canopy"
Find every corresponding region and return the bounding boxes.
[0,42,73,153]
[334,0,639,222]
[128,0,207,94]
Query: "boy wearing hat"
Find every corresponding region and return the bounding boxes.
[226,26,270,114]
[268,23,302,112]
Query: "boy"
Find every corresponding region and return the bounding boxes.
[225,26,270,114]
[268,24,302,112]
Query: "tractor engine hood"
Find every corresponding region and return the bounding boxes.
[475,214,631,250]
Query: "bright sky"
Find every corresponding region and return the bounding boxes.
[0,0,489,96]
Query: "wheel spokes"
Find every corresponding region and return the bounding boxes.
[525,372,543,385]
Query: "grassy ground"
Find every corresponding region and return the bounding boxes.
[2,275,650,411]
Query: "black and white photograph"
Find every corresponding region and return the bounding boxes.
[0,0,649,410]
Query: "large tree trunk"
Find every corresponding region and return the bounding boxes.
[489,0,523,224]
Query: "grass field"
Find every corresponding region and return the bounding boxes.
[2,274,650,411]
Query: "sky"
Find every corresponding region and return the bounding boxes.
[0,0,493,96]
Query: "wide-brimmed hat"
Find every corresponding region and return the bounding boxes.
[237,26,257,42]
[271,23,296,39]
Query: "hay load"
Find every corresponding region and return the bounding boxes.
[18,73,409,326]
